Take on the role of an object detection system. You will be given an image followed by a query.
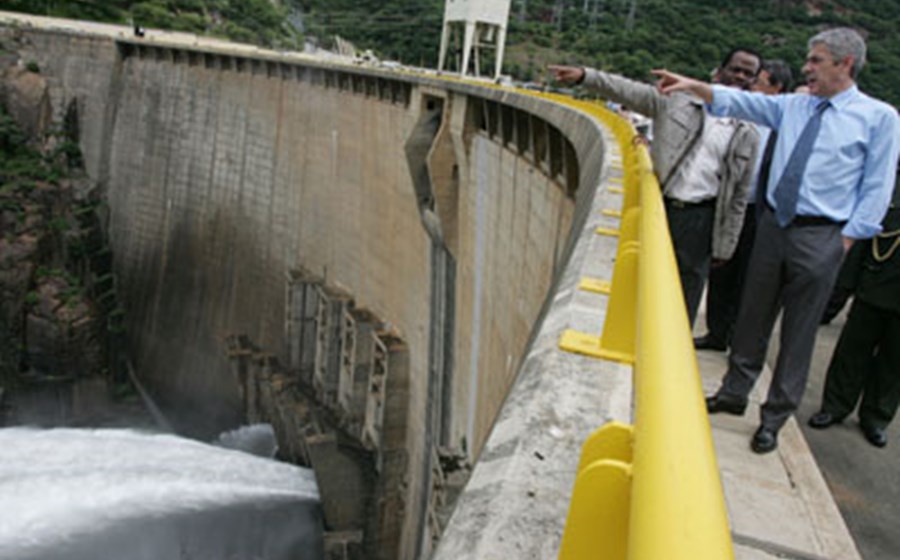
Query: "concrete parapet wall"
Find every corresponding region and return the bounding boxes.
[432,124,628,559]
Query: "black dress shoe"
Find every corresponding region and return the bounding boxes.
[694,334,727,351]
[808,411,843,430]
[705,394,747,415]
[751,426,778,454]
[861,424,888,448]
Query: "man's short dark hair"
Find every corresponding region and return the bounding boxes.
[720,47,762,72]
[761,59,794,93]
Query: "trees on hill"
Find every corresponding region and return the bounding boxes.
[298,0,899,106]
[1,0,896,105]
[0,0,299,48]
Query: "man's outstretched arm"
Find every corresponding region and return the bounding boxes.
[548,64,665,118]
[651,69,713,103]
[548,65,585,84]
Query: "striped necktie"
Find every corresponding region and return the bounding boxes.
[773,99,831,227]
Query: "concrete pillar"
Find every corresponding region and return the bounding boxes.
[306,432,371,531]
[313,287,352,407]
[438,22,451,73]
[373,337,411,559]
[472,24,481,77]
[339,312,378,433]
[286,270,323,387]
[494,25,507,80]
[461,22,476,77]
[361,334,390,455]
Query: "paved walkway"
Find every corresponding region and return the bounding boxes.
[771,307,898,560]
[696,344,860,559]
[698,297,900,560]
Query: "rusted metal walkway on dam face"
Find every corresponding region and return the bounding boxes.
[0,11,880,560]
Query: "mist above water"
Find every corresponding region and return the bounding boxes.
[0,427,323,560]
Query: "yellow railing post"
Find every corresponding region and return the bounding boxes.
[597,237,638,362]
[559,422,634,560]
[559,459,631,560]
[559,112,642,363]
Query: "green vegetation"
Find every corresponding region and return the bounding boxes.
[300,0,444,66]
[0,103,76,189]
[0,0,300,48]
[0,1,897,104]
[299,0,899,106]
[33,266,85,308]
[0,104,46,188]
[24,290,39,306]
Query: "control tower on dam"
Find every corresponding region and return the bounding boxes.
[0,13,611,560]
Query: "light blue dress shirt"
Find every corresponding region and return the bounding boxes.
[710,84,899,238]
[748,125,772,200]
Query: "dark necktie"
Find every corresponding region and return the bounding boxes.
[773,100,831,227]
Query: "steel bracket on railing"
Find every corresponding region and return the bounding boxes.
[558,421,634,559]
[560,186,640,364]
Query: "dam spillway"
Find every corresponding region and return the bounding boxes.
[0,12,615,559]
[0,427,322,560]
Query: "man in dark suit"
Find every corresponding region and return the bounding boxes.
[808,172,900,448]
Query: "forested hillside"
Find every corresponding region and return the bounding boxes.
[0,0,298,47]
[299,0,899,105]
[1,1,897,105]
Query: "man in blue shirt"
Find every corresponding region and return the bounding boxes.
[653,27,900,453]
[696,60,794,352]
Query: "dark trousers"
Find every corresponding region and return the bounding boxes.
[665,199,715,327]
[821,298,900,430]
[705,204,758,345]
[718,208,845,430]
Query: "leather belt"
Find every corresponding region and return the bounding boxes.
[765,202,845,227]
[792,215,845,226]
[665,197,716,209]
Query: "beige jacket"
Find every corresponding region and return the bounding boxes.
[583,68,759,260]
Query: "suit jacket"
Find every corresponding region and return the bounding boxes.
[856,177,900,313]
[582,68,759,260]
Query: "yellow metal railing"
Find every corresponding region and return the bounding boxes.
[418,75,731,558]
[546,97,733,560]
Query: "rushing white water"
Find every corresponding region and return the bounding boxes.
[0,427,323,560]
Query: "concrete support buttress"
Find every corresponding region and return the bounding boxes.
[447,96,471,451]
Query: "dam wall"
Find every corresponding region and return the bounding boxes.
[0,14,609,559]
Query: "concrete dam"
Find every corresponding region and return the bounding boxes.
[1,13,626,560]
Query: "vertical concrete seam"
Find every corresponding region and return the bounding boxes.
[96,40,127,206]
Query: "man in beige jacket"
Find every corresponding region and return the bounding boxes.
[550,49,760,325]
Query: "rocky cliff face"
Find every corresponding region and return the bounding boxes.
[0,57,119,426]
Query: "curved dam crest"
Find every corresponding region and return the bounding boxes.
[0,13,620,559]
